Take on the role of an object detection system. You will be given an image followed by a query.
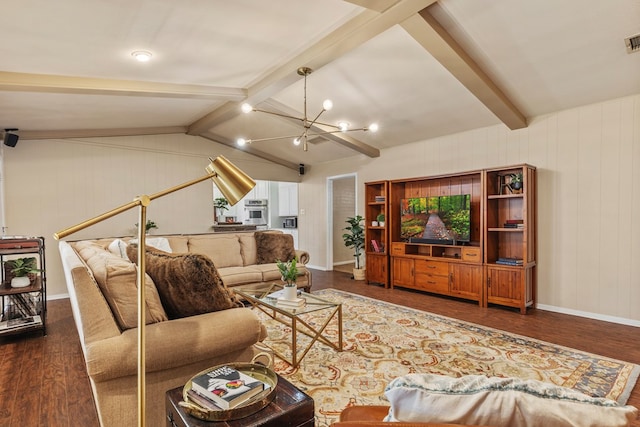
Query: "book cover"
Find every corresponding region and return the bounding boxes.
[191,366,265,409]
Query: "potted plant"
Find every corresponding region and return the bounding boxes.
[135,220,158,234]
[5,257,41,288]
[510,172,523,191]
[214,197,230,224]
[342,215,366,280]
[376,213,385,227]
[276,257,298,300]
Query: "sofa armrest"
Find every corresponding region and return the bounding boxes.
[84,307,265,383]
[295,250,310,265]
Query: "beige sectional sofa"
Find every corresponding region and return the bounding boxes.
[58,230,310,427]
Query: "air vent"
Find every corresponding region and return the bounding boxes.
[625,34,640,53]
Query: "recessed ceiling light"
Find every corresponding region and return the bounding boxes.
[131,51,152,62]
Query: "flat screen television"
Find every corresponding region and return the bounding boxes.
[400,194,471,245]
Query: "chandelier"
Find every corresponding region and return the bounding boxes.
[236,67,378,151]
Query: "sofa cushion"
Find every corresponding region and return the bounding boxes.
[188,235,243,268]
[255,232,295,264]
[383,373,638,427]
[238,233,258,266]
[166,236,189,253]
[127,245,241,319]
[72,241,168,330]
[216,266,263,287]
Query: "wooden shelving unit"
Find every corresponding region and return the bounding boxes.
[484,165,537,313]
[384,164,537,313]
[364,181,389,287]
[0,237,47,336]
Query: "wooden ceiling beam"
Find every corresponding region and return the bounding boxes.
[401,7,527,130]
[0,71,246,101]
[18,126,187,140]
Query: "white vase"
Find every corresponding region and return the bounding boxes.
[11,276,31,288]
[283,285,298,301]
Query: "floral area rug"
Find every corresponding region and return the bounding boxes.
[257,289,640,427]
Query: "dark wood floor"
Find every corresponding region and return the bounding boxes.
[1,269,638,426]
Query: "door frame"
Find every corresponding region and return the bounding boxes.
[326,173,357,270]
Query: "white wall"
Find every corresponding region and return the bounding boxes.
[3,133,299,297]
[299,94,640,324]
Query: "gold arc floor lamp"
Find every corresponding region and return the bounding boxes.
[54,155,255,427]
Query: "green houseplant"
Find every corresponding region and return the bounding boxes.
[5,257,41,288]
[135,220,158,233]
[510,172,523,191]
[342,215,365,280]
[376,213,385,227]
[276,257,299,300]
[214,197,230,223]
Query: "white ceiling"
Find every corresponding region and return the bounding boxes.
[1,0,639,171]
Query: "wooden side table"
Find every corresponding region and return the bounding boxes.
[166,375,314,427]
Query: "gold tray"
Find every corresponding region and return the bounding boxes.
[179,363,278,421]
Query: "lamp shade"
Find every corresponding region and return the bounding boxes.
[206,155,256,205]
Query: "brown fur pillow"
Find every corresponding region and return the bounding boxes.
[255,232,295,264]
[127,244,241,319]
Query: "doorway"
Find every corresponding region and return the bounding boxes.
[327,173,356,272]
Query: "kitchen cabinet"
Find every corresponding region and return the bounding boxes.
[278,182,298,217]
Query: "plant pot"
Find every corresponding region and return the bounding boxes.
[352,268,366,281]
[283,285,298,301]
[379,221,385,227]
[11,276,31,288]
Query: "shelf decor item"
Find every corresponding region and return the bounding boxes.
[509,172,523,191]
[376,213,385,227]
[54,155,256,427]
[5,257,40,288]
[342,215,366,280]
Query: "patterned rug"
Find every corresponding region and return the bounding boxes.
[257,289,639,427]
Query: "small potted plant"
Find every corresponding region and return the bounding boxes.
[376,213,385,227]
[214,197,230,224]
[342,215,365,280]
[510,172,523,191]
[5,257,41,288]
[135,220,158,234]
[276,257,298,300]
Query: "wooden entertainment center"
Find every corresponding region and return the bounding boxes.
[365,164,536,314]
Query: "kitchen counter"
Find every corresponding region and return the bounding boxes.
[211,224,257,232]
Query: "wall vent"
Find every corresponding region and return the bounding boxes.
[625,34,640,53]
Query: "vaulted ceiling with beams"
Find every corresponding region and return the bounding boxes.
[1,0,638,171]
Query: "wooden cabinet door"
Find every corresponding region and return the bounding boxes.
[392,257,414,288]
[366,254,388,285]
[449,263,482,301]
[486,266,522,305]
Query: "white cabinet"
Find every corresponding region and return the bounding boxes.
[246,180,270,200]
[278,182,298,217]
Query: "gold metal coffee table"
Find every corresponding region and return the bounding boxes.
[234,284,342,368]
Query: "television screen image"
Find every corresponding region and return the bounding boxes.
[400,194,471,245]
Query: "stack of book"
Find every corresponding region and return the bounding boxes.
[495,257,524,266]
[374,195,385,202]
[503,219,524,229]
[190,365,270,410]
[277,296,306,309]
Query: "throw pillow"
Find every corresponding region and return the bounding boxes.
[72,241,168,330]
[255,232,295,265]
[384,373,638,427]
[126,244,241,319]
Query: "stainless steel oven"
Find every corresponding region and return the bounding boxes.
[244,199,268,225]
